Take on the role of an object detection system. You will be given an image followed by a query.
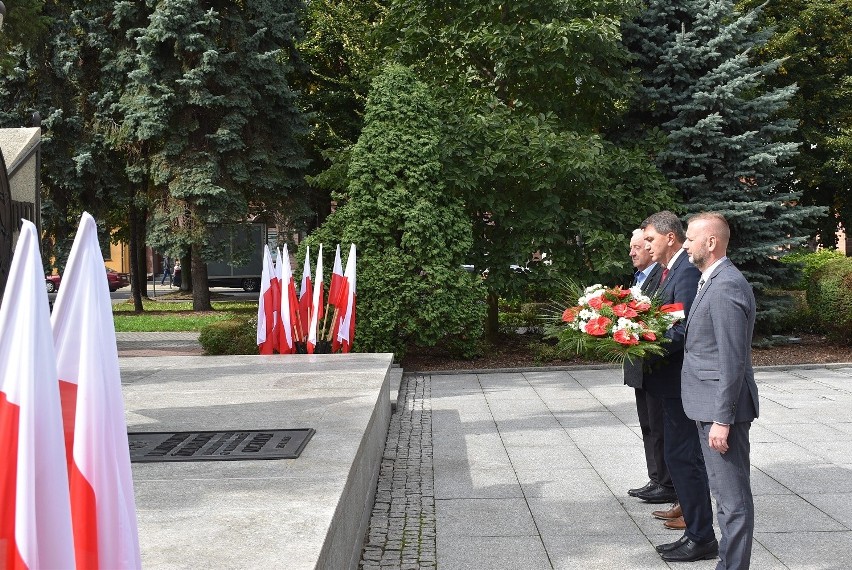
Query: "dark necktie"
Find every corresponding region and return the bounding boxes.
[696,278,706,296]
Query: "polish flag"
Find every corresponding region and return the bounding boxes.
[0,220,75,570]
[256,245,277,354]
[275,247,297,354]
[51,212,141,569]
[328,244,346,308]
[307,244,324,354]
[298,246,312,341]
[336,244,357,353]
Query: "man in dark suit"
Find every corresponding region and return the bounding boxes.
[641,211,718,562]
[683,212,759,569]
[624,229,672,504]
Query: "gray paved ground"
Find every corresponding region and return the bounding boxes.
[362,364,852,570]
[114,336,852,569]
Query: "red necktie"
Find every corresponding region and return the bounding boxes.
[660,268,670,284]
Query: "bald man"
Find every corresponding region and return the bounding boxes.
[682,212,759,570]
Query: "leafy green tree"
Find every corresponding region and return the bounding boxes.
[620,0,826,325]
[121,0,310,310]
[741,0,852,249]
[381,0,678,335]
[307,64,486,357]
[297,0,386,230]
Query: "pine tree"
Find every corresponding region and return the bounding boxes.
[621,0,826,325]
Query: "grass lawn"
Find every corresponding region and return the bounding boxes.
[112,299,257,332]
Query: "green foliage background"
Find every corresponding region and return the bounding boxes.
[306,64,486,357]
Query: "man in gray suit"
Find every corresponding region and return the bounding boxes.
[683,212,760,570]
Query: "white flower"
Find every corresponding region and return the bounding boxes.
[579,309,598,321]
[584,284,605,294]
[615,317,642,332]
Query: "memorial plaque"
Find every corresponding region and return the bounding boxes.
[128,429,314,462]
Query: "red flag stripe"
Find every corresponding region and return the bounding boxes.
[0,392,25,570]
[69,461,100,569]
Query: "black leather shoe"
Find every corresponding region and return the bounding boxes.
[660,538,719,562]
[636,484,678,504]
[627,480,655,497]
[655,534,688,553]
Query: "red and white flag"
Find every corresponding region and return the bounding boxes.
[0,220,75,570]
[336,244,357,353]
[51,212,142,569]
[298,246,312,341]
[307,244,324,354]
[328,244,346,308]
[256,245,277,354]
[275,247,297,354]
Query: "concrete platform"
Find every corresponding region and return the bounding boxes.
[122,353,393,570]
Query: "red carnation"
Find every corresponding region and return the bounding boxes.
[584,316,612,336]
[614,329,639,346]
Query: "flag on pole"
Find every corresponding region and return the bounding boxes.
[51,212,142,569]
[337,244,357,353]
[275,247,297,354]
[0,220,76,570]
[328,244,346,307]
[298,246,312,341]
[307,244,324,354]
[256,245,277,354]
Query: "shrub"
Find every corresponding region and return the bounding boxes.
[199,318,258,355]
[303,64,486,358]
[781,248,846,290]
[806,257,852,343]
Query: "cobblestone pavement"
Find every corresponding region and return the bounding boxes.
[360,375,436,570]
[115,331,203,357]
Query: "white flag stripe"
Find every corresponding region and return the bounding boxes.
[279,246,294,349]
[256,245,275,345]
[52,212,142,569]
[307,244,324,349]
[0,220,75,569]
[338,244,357,344]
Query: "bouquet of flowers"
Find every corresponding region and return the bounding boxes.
[545,282,685,363]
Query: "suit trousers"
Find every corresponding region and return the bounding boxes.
[661,396,714,543]
[696,421,754,570]
[635,388,671,489]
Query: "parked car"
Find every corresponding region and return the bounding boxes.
[45,268,131,293]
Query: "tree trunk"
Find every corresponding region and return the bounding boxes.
[180,251,192,293]
[485,289,499,341]
[128,202,146,312]
[191,242,212,311]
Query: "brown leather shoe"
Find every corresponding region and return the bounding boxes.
[664,515,686,530]
[652,502,682,520]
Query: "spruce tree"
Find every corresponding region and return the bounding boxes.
[122,0,309,310]
[621,0,825,325]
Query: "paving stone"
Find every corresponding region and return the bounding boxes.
[359,375,435,569]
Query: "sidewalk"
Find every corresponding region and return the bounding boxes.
[116,331,203,357]
[363,364,852,569]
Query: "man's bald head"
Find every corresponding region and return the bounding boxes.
[684,212,731,271]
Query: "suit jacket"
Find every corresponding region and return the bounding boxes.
[682,259,759,424]
[639,250,701,398]
[624,251,701,390]
[623,263,664,388]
